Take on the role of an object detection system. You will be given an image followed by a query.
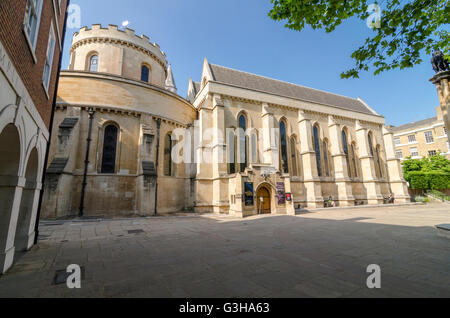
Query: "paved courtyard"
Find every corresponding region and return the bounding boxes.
[0,203,449,297]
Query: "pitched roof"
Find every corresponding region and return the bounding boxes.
[207,63,377,115]
[193,81,200,95]
[389,117,438,132]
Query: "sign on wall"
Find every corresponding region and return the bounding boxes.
[286,193,292,202]
[244,182,254,206]
[276,182,285,205]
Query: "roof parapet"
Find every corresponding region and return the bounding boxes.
[72,24,168,65]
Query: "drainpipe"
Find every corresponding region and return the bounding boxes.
[34,0,71,245]
[79,108,95,217]
[153,118,162,216]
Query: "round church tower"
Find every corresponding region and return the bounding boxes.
[68,24,171,88]
[42,25,197,219]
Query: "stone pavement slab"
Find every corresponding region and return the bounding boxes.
[0,203,449,297]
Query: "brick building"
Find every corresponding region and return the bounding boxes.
[0,0,69,273]
[389,107,450,161]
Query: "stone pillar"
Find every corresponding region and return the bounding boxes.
[355,120,383,204]
[194,97,215,213]
[212,95,227,177]
[14,181,42,251]
[298,110,323,207]
[229,174,244,217]
[382,126,410,203]
[136,116,156,216]
[261,103,278,169]
[328,116,355,206]
[0,176,25,274]
[195,105,213,179]
[211,95,228,213]
[430,70,450,146]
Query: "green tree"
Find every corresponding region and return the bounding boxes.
[268,0,450,78]
[402,154,450,184]
[402,157,423,181]
[422,154,450,172]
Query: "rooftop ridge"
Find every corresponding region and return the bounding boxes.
[209,63,361,103]
[390,116,438,130]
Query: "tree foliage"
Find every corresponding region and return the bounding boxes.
[402,154,450,189]
[408,171,450,190]
[268,0,450,78]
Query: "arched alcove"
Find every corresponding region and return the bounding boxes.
[0,124,21,266]
[15,148,39,252]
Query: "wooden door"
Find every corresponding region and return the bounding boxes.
[257,187,271,214]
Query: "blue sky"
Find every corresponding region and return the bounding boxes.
[63,0,441,127]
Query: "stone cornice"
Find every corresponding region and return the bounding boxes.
[430,70,450,84]
[59,71,197,112]
[55,103,189,129]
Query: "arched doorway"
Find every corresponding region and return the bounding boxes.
[256,185,271,214]
[0,124,21,272]
[15,148,39,252]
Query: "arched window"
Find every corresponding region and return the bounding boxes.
[238,114,247,172]
[351,143,358,178]
[313,125,322,177]
[290,137,298,176]
[323,139,330,177]
[164,133,173,176]
[101,124,118,173]
[280,120,289,174]
[89,55,98,72]
[342,130,351,177]
[141,65,150,82]
[227,128,236,174]
[250,129,259,164]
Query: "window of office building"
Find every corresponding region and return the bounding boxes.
[424,131,434,144]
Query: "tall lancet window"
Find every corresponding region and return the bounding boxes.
[280,121,289,173]
[227,128,236,174]
[89,55,98,72]
[290,137,298,176]
[141,65,150,82]
[250,130,258,164]
[323,140,330,177]
[351,143,358,178]
[238,115,247,172]
[342,130,351,177]
[313,125,322,177]
[101,124,118,174]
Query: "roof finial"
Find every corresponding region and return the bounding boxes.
[165,64,177,94]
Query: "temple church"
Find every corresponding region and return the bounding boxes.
[41,24,410,219]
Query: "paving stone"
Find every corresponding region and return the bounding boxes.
[0,203,449,297]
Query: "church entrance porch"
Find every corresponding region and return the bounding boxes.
[256,185,271,214]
